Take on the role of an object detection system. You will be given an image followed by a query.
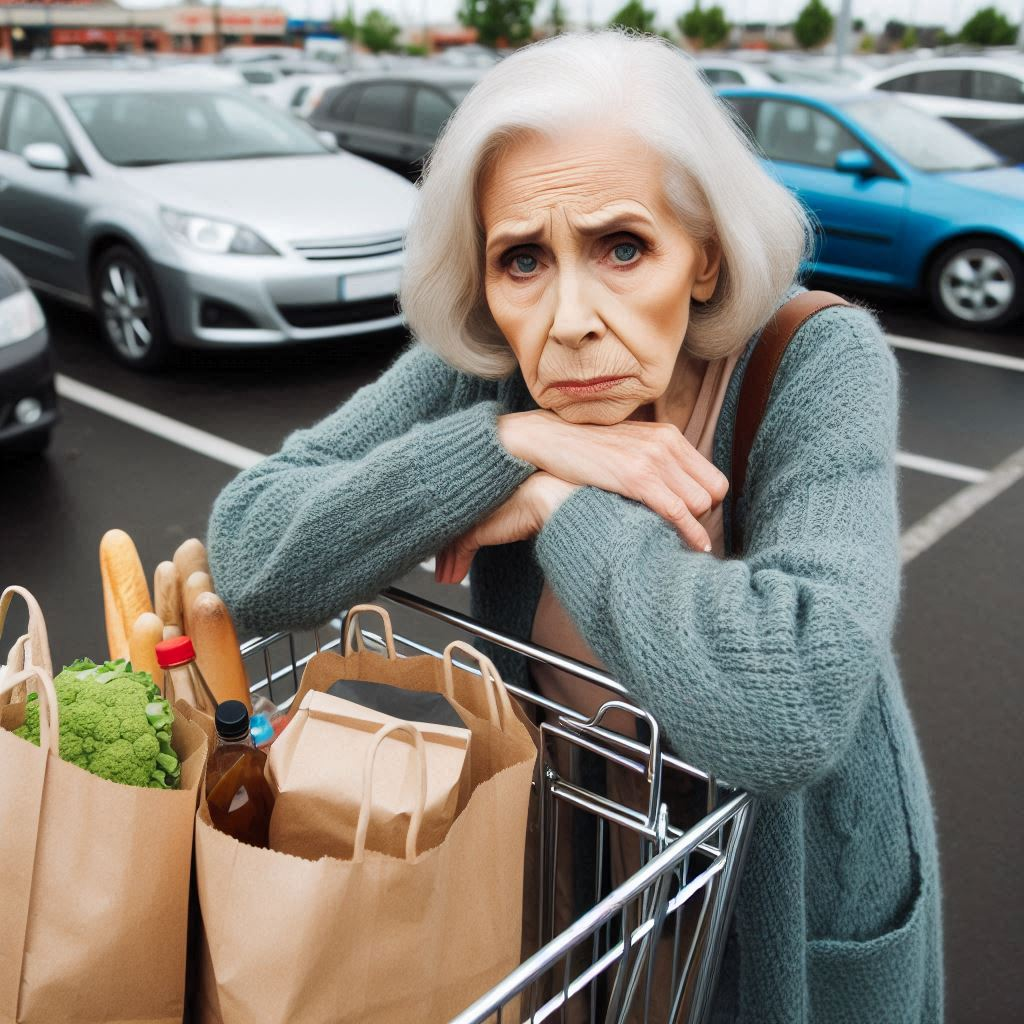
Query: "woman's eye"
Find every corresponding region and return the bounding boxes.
[512,253,539,275]
[611,241,641,264]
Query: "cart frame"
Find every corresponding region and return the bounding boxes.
[239,587,758,1024]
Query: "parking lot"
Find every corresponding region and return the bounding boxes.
[0,277,1019,1023]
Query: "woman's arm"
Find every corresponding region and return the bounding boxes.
[533,307,901,796]
[206,343,534,636]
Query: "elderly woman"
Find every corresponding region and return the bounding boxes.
[207,29,942,1024]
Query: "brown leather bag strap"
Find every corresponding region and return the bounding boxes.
[731,290,852,552]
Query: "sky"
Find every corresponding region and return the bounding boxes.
[117,0,1024,34]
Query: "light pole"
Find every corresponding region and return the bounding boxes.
[834,0,853,72]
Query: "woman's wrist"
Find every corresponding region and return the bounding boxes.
[497,410,553,468]
[528,472,579,524]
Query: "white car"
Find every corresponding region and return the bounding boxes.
[859,57,1024,163]
[696,58,776,87]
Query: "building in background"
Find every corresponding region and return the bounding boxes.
[0,1,289,57]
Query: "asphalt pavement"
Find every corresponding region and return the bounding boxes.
[2,281,1022,1024]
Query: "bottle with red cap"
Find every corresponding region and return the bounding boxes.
[155,636,219,717]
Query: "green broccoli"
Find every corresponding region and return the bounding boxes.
[14,658,180,789]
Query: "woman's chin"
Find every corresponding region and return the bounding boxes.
[548,397,641,426]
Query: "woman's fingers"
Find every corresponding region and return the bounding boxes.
[643,482,714,552]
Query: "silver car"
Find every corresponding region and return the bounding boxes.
[0,71,416,369]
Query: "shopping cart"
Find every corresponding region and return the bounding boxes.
[239,587,758,1024]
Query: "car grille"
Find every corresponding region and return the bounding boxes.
[277,296,401,329]
[289,232,405,261]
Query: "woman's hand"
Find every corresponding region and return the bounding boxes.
[498,410,729,553]
[435,473,578,585]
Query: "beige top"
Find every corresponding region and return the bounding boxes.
[530,350,742,718]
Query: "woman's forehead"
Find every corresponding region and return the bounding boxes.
[478,129,667,235]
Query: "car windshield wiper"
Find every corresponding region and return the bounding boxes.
[116,158,174,167]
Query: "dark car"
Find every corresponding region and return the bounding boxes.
[0,254,58,455]
[308,69,484,182]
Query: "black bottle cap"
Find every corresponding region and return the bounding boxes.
[215,700,250,741]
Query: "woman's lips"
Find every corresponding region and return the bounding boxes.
[549,376,630,396]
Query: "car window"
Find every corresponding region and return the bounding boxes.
[755,100,860,169]
[241,69,276,85]
[67,89,325,166]
[877,73,919,93]
[6,91,71,157]
[290,85,310,110]
[702,68,744,85]
[720,95,760,147]
[352,83,409,130]
[410,87,453,138]
[914,69,969,98]
[0,88,9,133]
[972,71,1024,105]
[329,85,360,121]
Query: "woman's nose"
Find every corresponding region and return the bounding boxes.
[549,273,604,350]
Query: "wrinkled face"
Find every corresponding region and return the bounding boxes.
[479,125,721,425]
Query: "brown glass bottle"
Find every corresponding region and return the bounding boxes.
[206,700,276,849]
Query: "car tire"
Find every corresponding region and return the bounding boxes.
[926,236,1024,330]
[91,244,174,371]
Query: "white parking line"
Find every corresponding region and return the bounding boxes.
[895,452,989,484]
[887,334,1024,373]
[55,375,264,470]
[902,443,1024,564]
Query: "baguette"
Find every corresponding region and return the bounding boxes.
[154,561,183,630]
[99,529,154,662]
[173,539,210,593]
[182,571,213,635]
[190,592,252,712]
[129,612,165,692]
[163,624,183,641]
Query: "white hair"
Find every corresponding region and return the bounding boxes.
[399,28,814,379]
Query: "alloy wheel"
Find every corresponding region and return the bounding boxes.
[100,260,153,360]
[937,248,1015,324]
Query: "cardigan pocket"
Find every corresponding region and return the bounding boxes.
[806,867,929,1024]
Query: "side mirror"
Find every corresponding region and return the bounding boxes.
[317,130,340,152]
[835,149,873,176]
[23,142,70,172]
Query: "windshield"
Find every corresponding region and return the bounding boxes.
[843,97,1003,172]
[66,89,328,166]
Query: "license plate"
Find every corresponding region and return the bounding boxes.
[339,268,402,301]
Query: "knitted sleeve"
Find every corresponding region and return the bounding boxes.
[206,343,535,635]
[533,306,901,795]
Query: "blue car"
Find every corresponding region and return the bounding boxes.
[718,85,1024,330]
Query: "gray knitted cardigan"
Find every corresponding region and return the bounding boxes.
[206,283,943,1023]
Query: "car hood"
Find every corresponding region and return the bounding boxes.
[116,153,415,244]
[936,165,1024,203]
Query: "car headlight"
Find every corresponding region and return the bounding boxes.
[160,208,278,256]
[0,289,46,348]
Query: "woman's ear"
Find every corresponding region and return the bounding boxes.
[692,237,722,303]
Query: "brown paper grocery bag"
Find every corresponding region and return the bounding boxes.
[193,609,537,1024]
[0,585,209,1024]
[267,687,470,860]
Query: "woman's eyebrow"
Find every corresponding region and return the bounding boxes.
[486,213,656,256]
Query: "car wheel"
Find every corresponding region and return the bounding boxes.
[926,236,1023,330]
[91,245,173,370]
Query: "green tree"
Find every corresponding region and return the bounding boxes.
[678,2,729,48]
[458,0,537,47]
[793,0,834,50]
[333,2,358,42]
[857,32,875,53]
[549,0,567,35]
[852,17,865,32]
[959,6,1017,46]
[608,0,657,34]
[901,25,918,49]
[360,8,401,52]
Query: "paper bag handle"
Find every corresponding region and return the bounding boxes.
[0,663,60,757]
[353,720,427,863]
[0,586,54,678]
[442,640,514,729]
[343,604,397,659]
